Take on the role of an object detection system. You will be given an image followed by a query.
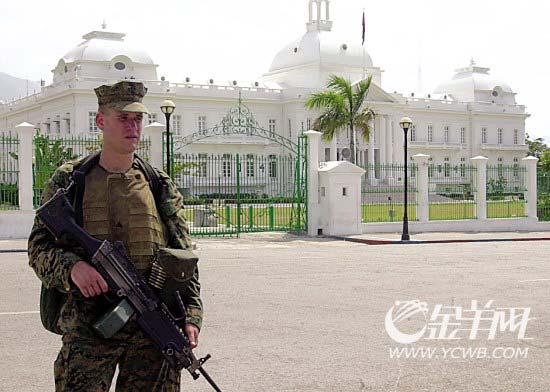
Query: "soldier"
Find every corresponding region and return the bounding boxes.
[28,81,203,391]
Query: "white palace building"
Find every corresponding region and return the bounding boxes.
[0,0,529,170]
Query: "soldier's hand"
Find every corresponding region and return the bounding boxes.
[70,261,109,297]
[185,323,199,349]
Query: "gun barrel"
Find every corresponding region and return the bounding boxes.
[199,367,223,392]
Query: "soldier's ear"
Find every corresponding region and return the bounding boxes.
[96,111,105,131]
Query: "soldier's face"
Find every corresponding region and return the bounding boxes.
[96,108,144,154]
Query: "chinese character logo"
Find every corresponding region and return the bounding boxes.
[385,300,429,344]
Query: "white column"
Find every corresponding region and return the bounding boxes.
[368,118,375,182]
[412,154,430,222]
[394,116,404,164]
[379,116,386,165]
[16,122,35,211]
[330,136,337,161]
[385,116,393,164]
[144,122,165,170]
[305,130,322,236]
[471,156,489,220]
[523,156,539,219]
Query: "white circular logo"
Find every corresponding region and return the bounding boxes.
[385,300,428,344]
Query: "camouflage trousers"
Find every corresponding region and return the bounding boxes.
[54,326,180,391]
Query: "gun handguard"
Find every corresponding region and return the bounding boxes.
[37,188,222,392]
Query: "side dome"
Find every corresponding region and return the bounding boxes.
[52,30,158,83]
[434,61,515,104]
[62,31,155,65]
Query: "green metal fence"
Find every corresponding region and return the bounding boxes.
[32,134,150,207]
[171,152,307,236]
[486,164,526,219]
[428,164,477,220]
[0,132,19,210]
[538,171,550,221]
[360,163,418,223]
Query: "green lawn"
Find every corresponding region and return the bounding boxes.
[183,204,300,232]
[362,201,526,222]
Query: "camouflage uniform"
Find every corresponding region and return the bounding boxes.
[29,158,203,391]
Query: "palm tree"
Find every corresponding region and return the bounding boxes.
[305,74,375,164]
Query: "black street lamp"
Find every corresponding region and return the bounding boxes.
[160,100,176,177]
[399,116,413,241]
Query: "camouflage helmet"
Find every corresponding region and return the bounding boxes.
[94,81,150,114]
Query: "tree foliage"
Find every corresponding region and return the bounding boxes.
[305,74,374,163]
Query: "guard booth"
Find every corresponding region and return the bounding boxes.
[318,161,365,236]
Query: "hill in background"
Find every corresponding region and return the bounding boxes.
[0,72,41,102]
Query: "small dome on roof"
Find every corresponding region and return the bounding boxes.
[434,60,515,104]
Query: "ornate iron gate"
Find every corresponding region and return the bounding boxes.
[167,98,307,236]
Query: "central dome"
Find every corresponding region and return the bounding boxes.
[269,30,373,72]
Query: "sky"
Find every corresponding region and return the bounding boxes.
[1,0,549,143]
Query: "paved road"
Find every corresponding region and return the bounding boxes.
[1,233,550,391]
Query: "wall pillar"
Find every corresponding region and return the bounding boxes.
[412,153,430,222]
[15,122,35,211]
[523,156,539,219]
[305,130,322,236]
[471,156,489,220]
[144,122,165,170]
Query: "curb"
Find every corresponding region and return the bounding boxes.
[329,236,550,246]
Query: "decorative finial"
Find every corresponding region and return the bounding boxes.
[102,20,107,30]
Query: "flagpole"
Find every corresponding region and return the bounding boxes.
[362,8,366,80]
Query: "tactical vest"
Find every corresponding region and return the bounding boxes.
[82,165,167,272]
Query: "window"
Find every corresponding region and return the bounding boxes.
[88,111,98,132]
[66,119,71,134]
[497,157,503,176]
[444,157,450,177]
[246,154,255,177]
[410,125,416,142]
[324,148,330,162]
[222,154,232,177]
[197,115,207,134]
[268,119,276,136]
[427,125,433,142]
[481,127,487,144]
[514,129,519,145]
[444,126,450,143]
[460,127,466,144]
[460,157,466,177]
[513,157,519,177]
[497,128,503,145]
[198,153,207,177]
[114,62,126,70]
[148,113,157,125]
[268,155,277,178]
[410,156,416,177]
[172,115,182,135]
[428,157,434,177]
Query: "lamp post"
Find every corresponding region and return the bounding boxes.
[399,116,413,241]
[160,100,176,178]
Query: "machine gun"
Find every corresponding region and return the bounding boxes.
[37,187,222,392]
